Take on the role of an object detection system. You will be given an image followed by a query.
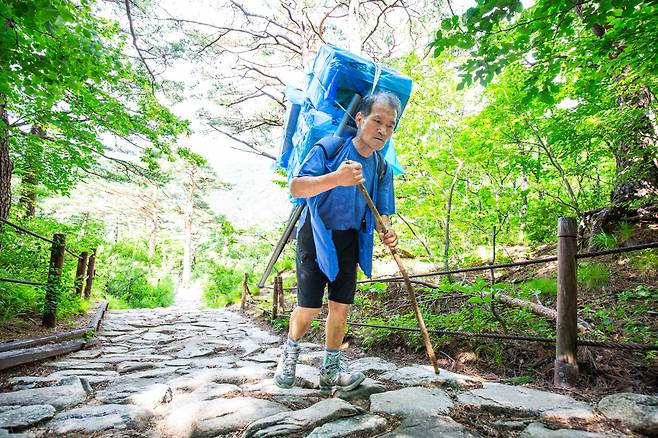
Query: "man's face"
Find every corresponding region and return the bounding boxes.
[355,101,398,152]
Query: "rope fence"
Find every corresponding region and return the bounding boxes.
[0,216,98,328]
[249,219,657,386]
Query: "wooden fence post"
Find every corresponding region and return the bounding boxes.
[272,276,279,320]
[75,252,88,297]
[555,217,578,387]
[277,276,285,314]
[42,233,65,328]
[83,248,96,299]
[241,273,249,311]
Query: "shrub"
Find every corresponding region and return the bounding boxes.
[203,265,244,308]
[100,239,175,309]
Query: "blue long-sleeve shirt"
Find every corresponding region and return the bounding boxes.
[294,137,395,280]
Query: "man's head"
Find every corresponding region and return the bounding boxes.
[354,92,401,154]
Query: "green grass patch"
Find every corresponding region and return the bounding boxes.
[517,277,557,298]
[577,262,610,291]
[631,249,658,275]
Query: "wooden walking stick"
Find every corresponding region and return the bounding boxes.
[357,183,440,374]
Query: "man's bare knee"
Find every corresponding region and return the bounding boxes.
[327,301,350,319]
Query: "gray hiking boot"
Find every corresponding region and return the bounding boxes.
[319,354,365,393]
[274,343,300,389]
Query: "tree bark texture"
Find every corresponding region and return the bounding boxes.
[611,87,658,207]
[19,125,46,218]
[0,94,12,221]
[182,166,197,287]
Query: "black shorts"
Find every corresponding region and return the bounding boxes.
[296,216,358,308]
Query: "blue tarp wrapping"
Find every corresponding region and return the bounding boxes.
[306,45,413,121]
[275,44,412,202]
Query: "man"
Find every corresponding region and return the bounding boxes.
[274,92,400,392]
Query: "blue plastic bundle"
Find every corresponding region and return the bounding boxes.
[276,44,413,204]
[306,45,413,120]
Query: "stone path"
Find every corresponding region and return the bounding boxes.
[1,307,656,437]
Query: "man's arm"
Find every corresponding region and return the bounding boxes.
[290,160,364,198]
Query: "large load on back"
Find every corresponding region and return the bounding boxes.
[259,45,413,288]
[277,45,413,195]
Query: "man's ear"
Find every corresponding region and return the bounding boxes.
[355,111,364,127]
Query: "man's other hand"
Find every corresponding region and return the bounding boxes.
[379,229,398,250]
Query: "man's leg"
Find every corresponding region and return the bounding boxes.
[325,300,349,349]
[289,305,322,342]
[320,300,365,392]
[275,215,325,389]
[274,305,321,389]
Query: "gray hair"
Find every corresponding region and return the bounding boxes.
[358,92,401,118]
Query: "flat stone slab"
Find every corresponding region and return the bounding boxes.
[162,396,288,437]
[49,360,113,370]
[47,403,152,434]
[519,422,615,437]
[241,380,321,397]
[456,383,593,419]
[597,392,658,435]
[380,414,481,437]
[307,414,388,437]
[349,357,397,375]
[295,364,321,389]
[243,398,362,438]
[380,365,481,388]
[169,366,271,391]
[0,376,91,411]
[67,350,102,359]
[187,383,241,401]
[46,369,119,385]
[298,350,325,367]
[128,383,172,409]
[335,378,386,402]
[0,405,55,429]
[370,387,453,416]
[116,361,158,374]
[0,429,28,438]
[95,378,171,404]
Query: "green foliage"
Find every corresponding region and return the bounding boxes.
[617,285,655,303]
[1,0,189,202]
[358,282,388,294]
[272,316,289,333]
[630,249,658,275]
[517,278,557,298]
[577,263,610,291]
[0,213,104,321]
[100,240,175,308]
[615,222,635,244]
[592,232,617,250]
[502,375,534,385]
[203,265,244,308]
[430,0,657,213]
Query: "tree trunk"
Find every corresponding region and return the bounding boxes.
[444,160,463,279]
[611,88,658,207]
[182,166,197,287]
[19,125,46,218]
[0,94,12,221]
[148,186,158,260]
